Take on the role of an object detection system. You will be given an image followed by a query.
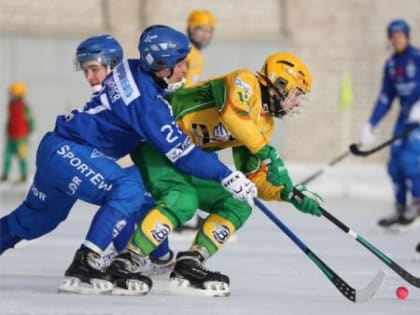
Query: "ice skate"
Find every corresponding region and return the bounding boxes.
[169,251,230,297]
[148,249,175,277]
[378,204,419,232]
[107,249,152,295]
[57,247,113,295]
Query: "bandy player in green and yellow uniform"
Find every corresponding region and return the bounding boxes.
[110,52,323,296]
[184,10,215,87]
[1,82,34,183]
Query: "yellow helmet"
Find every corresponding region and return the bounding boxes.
[258,52,312,94]
[9,82,27,98]
[187,10,216,29]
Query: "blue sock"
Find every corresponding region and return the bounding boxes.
[149,238,170,259]
[84,205,127,253]
[0,215,22,255]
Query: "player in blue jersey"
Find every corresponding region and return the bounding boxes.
[73,34,172,272]
[360,19,420,230]
[0,25,257,295]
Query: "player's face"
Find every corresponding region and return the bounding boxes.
[390,32,409,53]
[81,61,108,87]
[190,26,214,47]
[268,86,304,116]
[155,59,188,84]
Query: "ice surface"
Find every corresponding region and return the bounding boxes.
[1,166,419,315]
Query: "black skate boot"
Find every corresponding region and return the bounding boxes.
[378,204,418,230]
[169,250,230,296]
[107,249,152,295]
[57,247,114,294]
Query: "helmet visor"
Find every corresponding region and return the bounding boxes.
[74,54,112,71]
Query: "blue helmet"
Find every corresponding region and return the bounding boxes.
[387,19,410,38]
[75,34,123,70]
[138,25,191,72]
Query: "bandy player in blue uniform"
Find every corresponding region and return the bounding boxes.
[73,34,172,272]
[0,25,257,295]
[360,19,420,231]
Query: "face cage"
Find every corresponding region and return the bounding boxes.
[258,73,305,118]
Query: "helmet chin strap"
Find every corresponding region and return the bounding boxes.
[258,73,288,118]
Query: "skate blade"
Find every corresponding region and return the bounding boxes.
[111,279,151,296]
[57,277,113,295]
[168,278,230,297]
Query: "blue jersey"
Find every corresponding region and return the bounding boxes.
[54,59,230,182]
[369,45,420,130]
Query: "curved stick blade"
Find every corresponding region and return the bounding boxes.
[355,269,386,303]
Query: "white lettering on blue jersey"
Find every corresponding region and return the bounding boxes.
[160,124,179,143]
[165,137,194,162]
[113,60,140,105]
[56,145,113,192]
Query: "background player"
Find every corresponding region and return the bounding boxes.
[184,10,216,87]
[360,19,420,230]
[1,82,34,184]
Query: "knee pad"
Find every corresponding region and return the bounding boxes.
[8,202,71,240]
[215,197,253,229]
[160,185,199,225]
[107,175,145,218]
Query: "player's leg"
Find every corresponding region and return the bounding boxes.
[1,143,77,255]
[108,143,198,284]
[55,145,153,294]
[1,139,14,181]
[378,144,408,228]
[16,138,28,182]
[111,173,173,276]
[400,132,420,227]
[169,177,252,296]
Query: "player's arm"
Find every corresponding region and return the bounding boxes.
[232,146,281,201]
[136,99,257,206]
[369,62,397,127]
[232,146,322,216]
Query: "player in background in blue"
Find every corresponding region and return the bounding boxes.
[360,19,420,230]
[0,25,257,295]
